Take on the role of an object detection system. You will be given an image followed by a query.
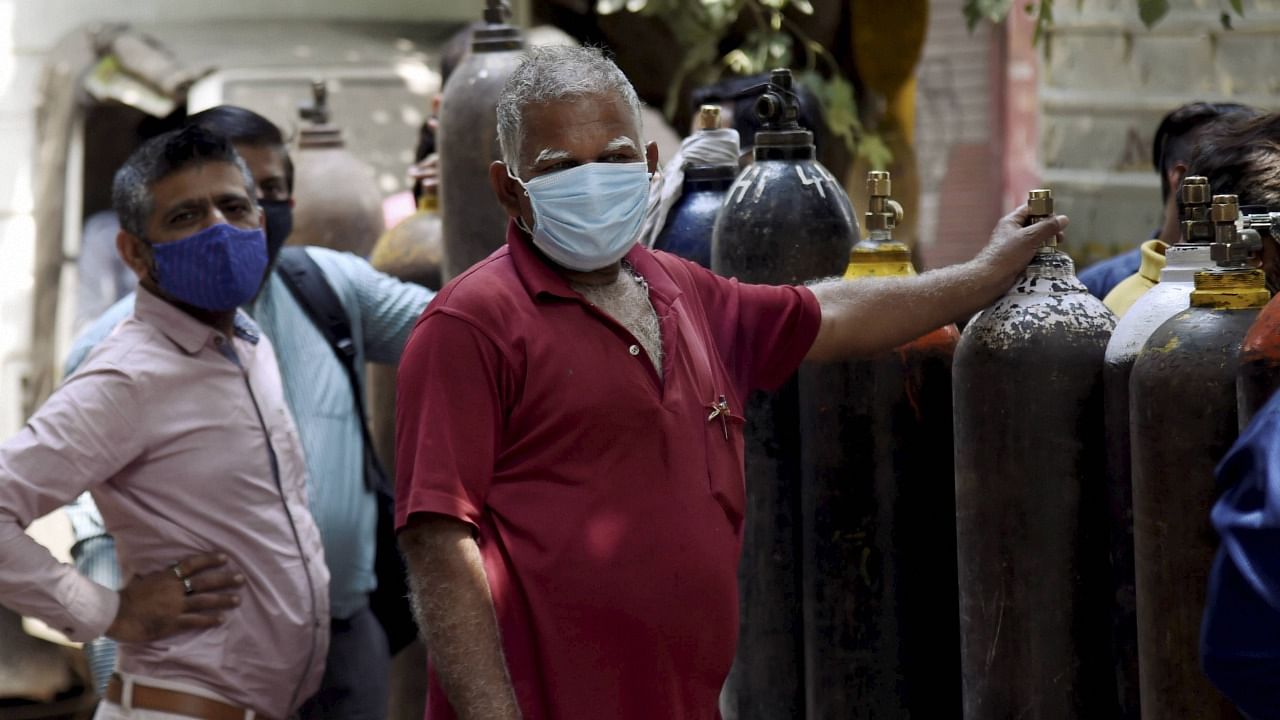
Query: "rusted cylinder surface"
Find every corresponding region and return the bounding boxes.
[438,40,524,281]
[1238,294,1280,426]
[798,325,960,719]
[713,137,855,720]
[1130,306,1260,720]
[953,251,1117,719]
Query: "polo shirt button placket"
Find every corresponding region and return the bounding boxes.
[629,344,641,356]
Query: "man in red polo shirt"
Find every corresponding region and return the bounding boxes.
[395,45,1067,720]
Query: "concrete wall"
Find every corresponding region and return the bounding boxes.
[1041,0,1280,264]
[0,0,527,439]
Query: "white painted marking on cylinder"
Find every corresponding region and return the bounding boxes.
[752,173,769,203]
[796,165,826,199]
[730,166,758,204]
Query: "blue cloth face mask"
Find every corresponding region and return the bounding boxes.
[510,161,651,272]
[149,223,269,311]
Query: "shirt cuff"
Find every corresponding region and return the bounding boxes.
[55,571,120,642]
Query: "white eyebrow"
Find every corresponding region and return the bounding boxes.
[604,136,640,153]
[533,148,574,165]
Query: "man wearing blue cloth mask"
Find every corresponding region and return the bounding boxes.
[65,106,434,718]
[0,126,329,719]
[1202,391,1280,719]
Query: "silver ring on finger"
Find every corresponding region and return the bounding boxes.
[182,577,194,595]
[171,563,185,580]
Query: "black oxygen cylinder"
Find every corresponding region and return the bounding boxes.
[952,189,1118,718]
[1130,194,1269,720]
[438,0,524,282]
[712,68,856,720]
[797,171,961,719]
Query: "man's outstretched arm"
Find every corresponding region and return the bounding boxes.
[400,513,521,720]
[806,205,1069,362]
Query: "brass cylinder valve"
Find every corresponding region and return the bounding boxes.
[1209,194,1260,267]
[865,171,904,233]
[1028,189,1055,248]
[697,105,722,131]
[1180,176,1214,244]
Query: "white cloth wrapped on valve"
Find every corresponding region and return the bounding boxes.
[640,128,740,249]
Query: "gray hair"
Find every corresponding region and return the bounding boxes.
[496,45,644,173]
[112,125,257,238]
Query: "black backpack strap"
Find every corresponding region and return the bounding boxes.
[275,248,416,653]
[274,247,390,496]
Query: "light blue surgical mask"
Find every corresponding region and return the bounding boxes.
[509,161,650,272]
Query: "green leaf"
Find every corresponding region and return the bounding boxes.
[1230,0,1244,14]
[723,49,756,74]
[1031,0,1053,45]
[963,0,1015,31]
[790,0,815,15]
[1220,10,1233,29]
[796,71,861,155]
[856,134,894,172]
[1138,0,1170,27]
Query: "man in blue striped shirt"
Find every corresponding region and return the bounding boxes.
[64,106,433,718]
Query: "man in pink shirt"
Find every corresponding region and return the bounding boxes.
[0,126,328,719]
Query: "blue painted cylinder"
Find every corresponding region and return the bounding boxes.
[653,165,736,268]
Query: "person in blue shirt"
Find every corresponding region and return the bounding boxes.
[1202,389,1280,719]
[1078,101,1258,299]
[64,105,433,719]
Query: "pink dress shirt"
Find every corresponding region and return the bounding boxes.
[0,286,329,718]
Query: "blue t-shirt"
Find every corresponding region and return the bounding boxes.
[1202,389,1280,719]
[1077,247,1142,300]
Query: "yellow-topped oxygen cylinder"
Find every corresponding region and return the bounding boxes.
[798,171,962,718]
[1130,192,1270,719]
[845,171,912,278]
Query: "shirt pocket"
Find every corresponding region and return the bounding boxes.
[704,395,747,529]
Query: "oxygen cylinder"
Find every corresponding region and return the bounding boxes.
[1130,194,1270,719]
[290,80,386,256]
[653,106,739,268]
[953,189,1117,718]
[712,68,856,720]
[1100,176,1214,718]
[797,171,960,719]
[366,192,443,476]
[370,194,444,291]
[1236,211,1280,424]
[437,0,524,281]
